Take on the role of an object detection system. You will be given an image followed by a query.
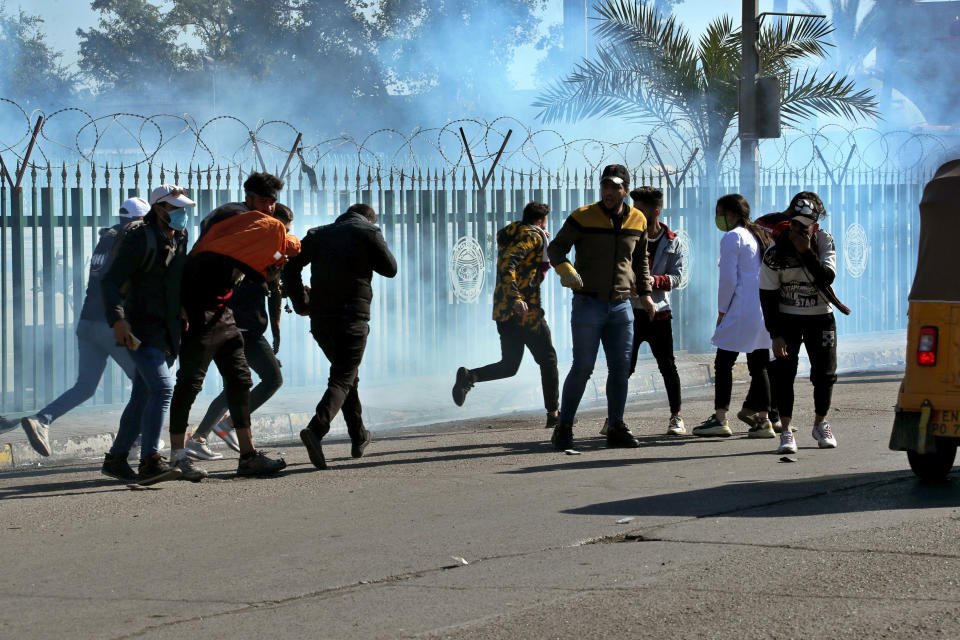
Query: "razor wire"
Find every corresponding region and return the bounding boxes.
[0,98,951,187]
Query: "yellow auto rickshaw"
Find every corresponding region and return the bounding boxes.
[890,159,960,480]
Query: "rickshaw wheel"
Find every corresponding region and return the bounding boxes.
[907,441,958,481]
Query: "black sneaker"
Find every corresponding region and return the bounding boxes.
[606,422,640,448]
[101,452,137,482]
[452,367,474,406]
[137,454,182,486]
[351,429,371,459]
[545,413,559,429]
[300,428,328,470]
[174,454,208,482]
[551,422,574,450]
[237,450,287,476]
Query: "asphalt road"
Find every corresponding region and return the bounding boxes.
[1,368,958,639]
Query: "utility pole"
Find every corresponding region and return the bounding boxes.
[740,0,760,208]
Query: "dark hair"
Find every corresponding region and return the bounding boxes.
[716,193,770,250]
[273,203,294,224]
[522,201,549,224]
[630,186,663,210]
[243,172,284,198]
[346,202,376,223]
[787,191,826,217]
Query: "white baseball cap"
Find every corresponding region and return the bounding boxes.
[119,196,150,219]
[149,184,196,208]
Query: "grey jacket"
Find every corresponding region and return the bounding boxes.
[631,223,684,315]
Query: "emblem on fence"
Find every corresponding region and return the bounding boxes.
[843,223,869,279]
[673,229,692,290]
[450,236,485,303]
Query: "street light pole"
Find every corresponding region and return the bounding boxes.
[740,0,759,207]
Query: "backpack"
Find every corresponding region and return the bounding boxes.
[112,220,159,297]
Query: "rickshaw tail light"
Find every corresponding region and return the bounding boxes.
[917,327,938,366]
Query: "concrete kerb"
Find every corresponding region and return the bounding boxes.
[0,333,906,469]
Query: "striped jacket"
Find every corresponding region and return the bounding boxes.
[547,202,652,301]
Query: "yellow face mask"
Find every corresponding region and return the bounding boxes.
[715,214,735,232]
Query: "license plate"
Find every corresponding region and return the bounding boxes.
[929,410,960,438]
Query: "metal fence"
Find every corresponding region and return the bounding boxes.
[0,161,924,414]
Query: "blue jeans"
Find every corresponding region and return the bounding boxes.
[40,319,136,423]
[109,346,174,460]
[559,296,634,427]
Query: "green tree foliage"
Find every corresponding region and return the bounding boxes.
[77,0,198,94]
[0,7,76,106]
[533,0,879,181]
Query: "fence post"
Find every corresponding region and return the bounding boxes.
[11,184,25,411]
[41,165,56,404]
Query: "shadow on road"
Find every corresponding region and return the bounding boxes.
[560,470,960,519]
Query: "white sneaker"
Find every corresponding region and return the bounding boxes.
[21,416,51,456]
[777,430,798,454]
[692,415,732,437]
[667,415,686,436]
[748,418,776,439]
[812,421,838,448]
[211,415,241,452]
[599,419,609,436]
[186,437,224,460]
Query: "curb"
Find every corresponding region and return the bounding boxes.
[0,349,905,470]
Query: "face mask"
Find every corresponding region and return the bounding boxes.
[715,214,735,232]
[166,209,188,231]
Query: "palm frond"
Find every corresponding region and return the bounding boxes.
[697,15,740,95]
[780,69,880,126]
[759,16,834,74]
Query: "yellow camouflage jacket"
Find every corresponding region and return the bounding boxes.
[492,221,548,329]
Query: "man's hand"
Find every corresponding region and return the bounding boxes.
[638,295,655,321]
[272,325,281,354]
[512,299,529,317]
[646,275,655,289]
[113,319,136,349]
[772,336,788,358]
[555,262,583,290]
[716,312,725,327]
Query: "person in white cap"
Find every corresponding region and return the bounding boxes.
[14,198,152,461]
[98,184,195,485]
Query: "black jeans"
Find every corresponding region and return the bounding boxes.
[169,320,252,435]
[770,312,837,418]
[714,348,770,413]
[471,319,560,413]
[629,311,682,414]
[307,315,369,441]
[193,332,283,438]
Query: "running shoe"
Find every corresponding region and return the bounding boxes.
[667,415,686,436]
[211,415,241,453]
[300,428,328,469]
[237,450,287,476]
[551,422,574,451]
[452,367,474,406]
[812,421,838,448]
[101,452,137,482]
[777,430,798,454]
[137,454,182,486]
[748,418,776,439]
[20,415,51,456]
[186,437,224,460]
[606,422,640,448]
[692,414,732,437]
[173,453,208,482]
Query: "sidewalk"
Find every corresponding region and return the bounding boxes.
[0,330,906,468]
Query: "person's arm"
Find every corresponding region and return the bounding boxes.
[368,227,398,278]
[268,279,282,353]
[758,249,786,357]
[631,233,652,296]
[716,231,739,315]
[100,228,145,327]
[282,232,313,315]
[799,229,837,286]
[655,239,684,291]
[547,217,582,289]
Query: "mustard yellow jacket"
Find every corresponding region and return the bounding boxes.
[547,202,652,302]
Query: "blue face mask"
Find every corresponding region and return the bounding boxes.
[166,209,188,231]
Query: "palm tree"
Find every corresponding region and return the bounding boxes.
[533,0,879,187]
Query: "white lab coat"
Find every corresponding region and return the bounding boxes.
[711,226,772,353]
